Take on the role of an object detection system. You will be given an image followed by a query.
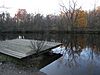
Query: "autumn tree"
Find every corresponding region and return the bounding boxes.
[15,9,27,22]
[75,9,87,28]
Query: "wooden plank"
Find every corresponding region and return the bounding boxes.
[0,39,61,59]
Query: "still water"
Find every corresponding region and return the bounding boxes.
[0,33,100,75]
[40,33,100,75]
[41,46,100,75]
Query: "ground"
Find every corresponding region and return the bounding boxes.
[0,61,48,75]
[0,53,61,75]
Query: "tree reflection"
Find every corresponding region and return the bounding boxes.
[1,32,100,68]
[58,34,100,68]
[59,34,83,68]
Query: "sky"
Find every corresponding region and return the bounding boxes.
[0,0,100,17]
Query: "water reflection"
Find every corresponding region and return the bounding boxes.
[53,34,100,65]
[0,33,100,74]
[48,34,100,75]
[42,46,100,75]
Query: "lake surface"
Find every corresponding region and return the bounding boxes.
[41,46,100,75]
[0,33,100,75]
[40,33,100,75]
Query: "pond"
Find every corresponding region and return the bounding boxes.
[41,45,100,75]
[40,33,100,75]
[0,33,100,75]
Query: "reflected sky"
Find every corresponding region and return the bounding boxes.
[40,44,100,75]
[1,33,100,75]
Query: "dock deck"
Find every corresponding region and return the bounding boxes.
[0,39,61,59]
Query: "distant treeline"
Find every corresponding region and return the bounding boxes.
[0,8,100,32]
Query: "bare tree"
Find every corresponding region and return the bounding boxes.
[60,0,81,31]
[29,40,47,55]
[87,0,100,31]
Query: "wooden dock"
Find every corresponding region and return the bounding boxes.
[0,39,61,59]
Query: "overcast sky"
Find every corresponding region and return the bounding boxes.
[0,0,100,16]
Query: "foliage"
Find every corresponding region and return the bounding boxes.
[75,9,87,27]
[0,6,100,32]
